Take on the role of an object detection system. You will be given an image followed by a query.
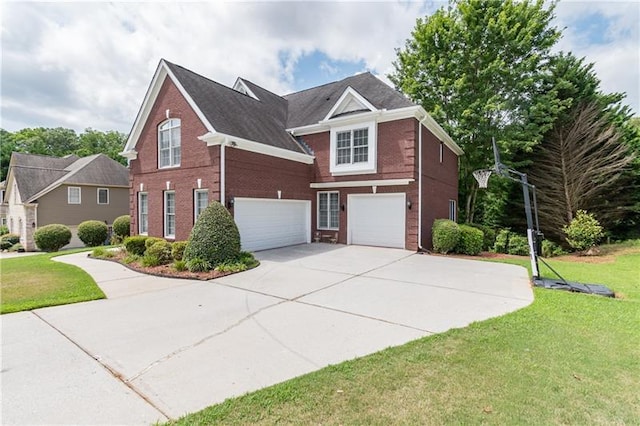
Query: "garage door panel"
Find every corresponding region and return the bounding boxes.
[348,194,405,249]
[234,198,310,252]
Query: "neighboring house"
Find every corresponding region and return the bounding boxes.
[1,152,129,251]
[121,59,463,252]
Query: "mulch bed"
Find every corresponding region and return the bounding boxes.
[91,249,249,281]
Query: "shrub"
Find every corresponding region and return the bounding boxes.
[146,240,173,265]
[0,225,9,236]
[112,215,130,238]
[542,240,565,258]
[493,229,511,254]
[184,201,241,268]
[124,236,148,256]
[171,241,188,261]
[173,260,187,272]
[0,233,21,250]
[141,254,161,267]
[33,225,71,252]
[432,219,460,254]
[110,234,124,245]
[186,257,212,272]
[239,251,259,269]
[563,210,604,252]
[455,225,484,255]
[216,262,248,273]
[507,234,530,256]
[9,243,24,252]
[122,253,140,264]
[145,237,165,250]
[77,220,109,247]
[92,247,107,257]
[471,224,497,251]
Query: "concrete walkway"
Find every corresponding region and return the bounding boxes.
[1,244,532,424]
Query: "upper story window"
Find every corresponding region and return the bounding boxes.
[97,188,109,205]
[329,121,376,176]
[158,118,181,168]
[68,187,81,204]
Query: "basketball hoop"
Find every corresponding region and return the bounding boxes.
[473,169,492,189]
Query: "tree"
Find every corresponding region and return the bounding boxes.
[390,0,562,223]
[12,127,79,157]
[76,129,127,166]
[0,130,16,181]
[529,101,634,241]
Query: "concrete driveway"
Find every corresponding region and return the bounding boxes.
[1,244,532,424]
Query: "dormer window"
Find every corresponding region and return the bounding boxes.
[158,118,181,168]
[330,121,377,175]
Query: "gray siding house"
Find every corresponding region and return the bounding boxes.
[1,152,129,251]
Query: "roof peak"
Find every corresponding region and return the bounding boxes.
[283,72,375,97]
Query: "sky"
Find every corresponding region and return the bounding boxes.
[1,1,638,134]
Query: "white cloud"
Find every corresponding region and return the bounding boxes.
[1,1,637,134]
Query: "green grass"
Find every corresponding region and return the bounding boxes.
[169,244,640,425]
[1,249,105,314]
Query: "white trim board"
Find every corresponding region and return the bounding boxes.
[310,179,414,189]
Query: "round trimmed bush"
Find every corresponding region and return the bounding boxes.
[563,210,604,252]
[171,241,188,261]
[123,235,148,256]
[471,224,497,251]
[77,220,109,247]
[432,219,460,254]
[455,225,484,255]
[112,215,130,238]
[145,237,165,250]
[33,224,71,252]
[146,240,173,265]
[184,201,241,267]
[1,233,21,250]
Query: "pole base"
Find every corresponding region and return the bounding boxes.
[533,277,615,298]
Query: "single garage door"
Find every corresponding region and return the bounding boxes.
[234,198,311,252]
[347,193,406,249]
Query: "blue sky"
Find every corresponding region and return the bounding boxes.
[1,1,638,133]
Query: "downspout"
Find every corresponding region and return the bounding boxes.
[417,118,423,251]
[220,141,226,207]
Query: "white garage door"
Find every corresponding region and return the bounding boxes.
[234,198,311,252]
[348,193,406,249]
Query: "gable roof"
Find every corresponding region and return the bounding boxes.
[163,61,305,154]
[284,72,414,129]
[7,152,128,203]
[123,60,461,160]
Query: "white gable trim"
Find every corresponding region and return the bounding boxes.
[199,132,315,165]
[121,60,215,157]
[323,86,378,122]
[232,78,259,100]
[289,105,464,156]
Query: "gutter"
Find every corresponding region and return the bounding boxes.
[418,117,423,251]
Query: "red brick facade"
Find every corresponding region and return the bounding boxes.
[129,77,458,250]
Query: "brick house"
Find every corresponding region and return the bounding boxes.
[121,60,462,252]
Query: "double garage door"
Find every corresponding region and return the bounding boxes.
[234,198,311,252]
[234,194,406,252]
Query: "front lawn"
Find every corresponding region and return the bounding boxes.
[169,243,640,424]
[0,250,105,314]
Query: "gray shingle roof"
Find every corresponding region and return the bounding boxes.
[283,72,415,128]
[160,62,415,155]
[164,61,305,154]
[9,152,128,202]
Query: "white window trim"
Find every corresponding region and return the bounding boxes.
[329,121,377,176]
[194,189,209,222]
[164,191,176,239]
[68,187,81,204]
[97,188,109,205]
[138,192,148,235]
[317,191,340,231]
[449,199,457,222]
[158,118,181,169]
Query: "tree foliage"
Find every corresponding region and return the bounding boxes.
[390,0,561,223]
[0,127,127,180]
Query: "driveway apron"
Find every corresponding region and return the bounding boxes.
[1,244,532,423]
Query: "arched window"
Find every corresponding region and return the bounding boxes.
[158,118,181,168]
